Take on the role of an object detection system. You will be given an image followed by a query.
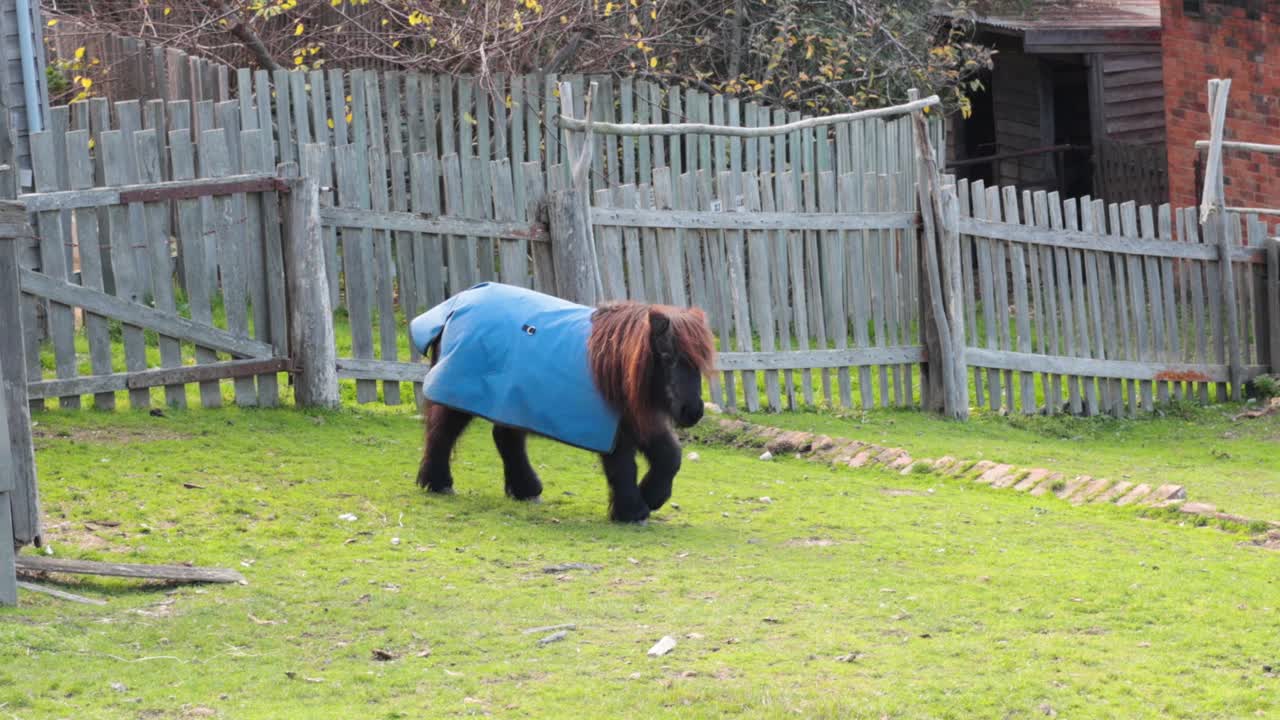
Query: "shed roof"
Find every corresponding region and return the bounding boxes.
[964,0,1161,32]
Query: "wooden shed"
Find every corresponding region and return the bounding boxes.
[942,0,1168,205]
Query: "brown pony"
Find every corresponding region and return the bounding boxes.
[416,299,716,523]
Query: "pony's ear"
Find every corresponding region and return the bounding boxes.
[649,309,675,359]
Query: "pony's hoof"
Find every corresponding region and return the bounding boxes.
[520,495,543,504]
[428,486,456,496]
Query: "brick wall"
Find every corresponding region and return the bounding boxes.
[1161,0,1280,210]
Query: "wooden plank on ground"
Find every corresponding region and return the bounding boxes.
[16,556,246,584]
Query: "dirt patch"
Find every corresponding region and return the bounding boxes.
[33,426,194,446]
[783,537,840,548]
[36,520,132,555]
[1242,530,1280,552]
[879,487,928,497]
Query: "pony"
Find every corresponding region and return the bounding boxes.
[408,282,716,523]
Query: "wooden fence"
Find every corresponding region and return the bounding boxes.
[13,65,940,411]
[6,65,1278,427]
[18,126,293,412]
[955,181,1276,416]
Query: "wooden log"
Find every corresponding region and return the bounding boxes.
[283,176,340,409]
[16,556,246,584]
[559,95,942,136]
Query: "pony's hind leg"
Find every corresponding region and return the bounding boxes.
[601,433,650,523]
[417,404,473,494]
[638,430,681,512]
[492,425,543,501]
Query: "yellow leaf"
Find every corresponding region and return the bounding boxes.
[331,0,340,6]
[80,77,93,89]
[47,19,57,26]
[392,40,400,47]
[805,44,813,60]
[164,6,171,14]
[463,112,477,126]
[294,56,304,65]
[88,138,95,150]
[649,56,658,68]
[328,117,335,129]
[295,23,304,36]
[74,46,86,61]
[345,112,353,123]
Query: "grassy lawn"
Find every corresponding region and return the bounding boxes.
[3,404,1278,719]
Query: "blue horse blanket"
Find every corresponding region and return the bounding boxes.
[409,282,621,453]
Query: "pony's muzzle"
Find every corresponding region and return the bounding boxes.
[674,402,704,428]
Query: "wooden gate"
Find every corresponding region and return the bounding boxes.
[12,128,293,413]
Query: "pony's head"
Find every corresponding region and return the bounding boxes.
[588,301,716,438]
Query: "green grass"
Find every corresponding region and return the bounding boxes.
[737,402,1280,522]
[4,405,1279,719]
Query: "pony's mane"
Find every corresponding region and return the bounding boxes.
[588,301,716,439]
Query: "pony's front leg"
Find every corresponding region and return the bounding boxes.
[601,434,650,523]
[416,404,473,494]
[639,429,681,511]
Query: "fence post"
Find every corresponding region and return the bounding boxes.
[939,184,969,418]
[1269,236,1280,375]
[281,173,340,409]
[550,80,604,305]
[0,323,15,606]
[548,188,599,306]
[909,90,967,420]
[1202,79,1243,399]
[0,200,42,553]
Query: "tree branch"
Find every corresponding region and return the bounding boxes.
[209,0,280,71]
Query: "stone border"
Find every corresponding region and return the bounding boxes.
[686,415,1280,534]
